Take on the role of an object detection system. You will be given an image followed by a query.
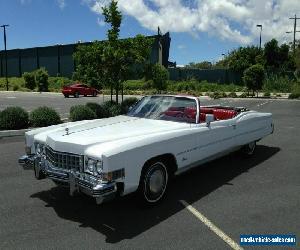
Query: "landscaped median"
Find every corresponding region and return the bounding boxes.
[0,97,139,138]
[1,76,300,99]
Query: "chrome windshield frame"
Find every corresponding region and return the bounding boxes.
[127,95,200,124]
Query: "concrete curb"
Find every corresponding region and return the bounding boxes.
[0,91,62,95]
[0,128,32,138]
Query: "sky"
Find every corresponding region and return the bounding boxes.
[0,0,299,65]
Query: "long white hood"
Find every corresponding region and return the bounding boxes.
[33,116,189,155]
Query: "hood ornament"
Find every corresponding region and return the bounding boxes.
[65,128,69,135]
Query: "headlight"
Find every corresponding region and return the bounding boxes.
[35,142,45,156]
[96,161,103,174]
[84,157,103,176]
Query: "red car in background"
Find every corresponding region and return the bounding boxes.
[62,83,100,98]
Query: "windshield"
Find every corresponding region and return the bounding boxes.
[127,96,197,123]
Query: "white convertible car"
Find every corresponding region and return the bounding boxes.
[19,95,273,205]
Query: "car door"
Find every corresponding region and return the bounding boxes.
[193,118,238,162]
[78,85,86,95]
[82,85,90,95]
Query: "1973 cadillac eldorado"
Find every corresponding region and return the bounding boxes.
[19,95,274,205]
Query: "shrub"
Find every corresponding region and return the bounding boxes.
[109,104,122,117]
[294,69,300,81]
[209,91,227,99]
[69,105,97,121]
[0,106,29,130]
[152,63,169,92]
[23,72,36,90]
[86,102,106,118]
[288,83,300,99]
[121,97,139,114]
[102,101,122,117]
[220,92,227,98]
[13,85,19,91]
[35,68,49,92]
[228,92,237,98]
[263,75,294,93]
[288,92,300,99]
[243,64,265,95]
[123,80,145,90]
[29,106,61,127]
[48,77,72,91]
[239,92,248,98]
[143,80,153,89]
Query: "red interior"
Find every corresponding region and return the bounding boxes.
[200,107,237,121]
[163,106,237,123]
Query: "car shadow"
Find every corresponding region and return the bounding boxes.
[30,145,279,243]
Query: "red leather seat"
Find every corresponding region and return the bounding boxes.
[213,109,237,120]
[164,110,183,117]
[200,113,206,122]
[184,107,197,120]
[200,107,214,114]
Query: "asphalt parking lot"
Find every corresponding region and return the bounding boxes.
[0,93,299,249]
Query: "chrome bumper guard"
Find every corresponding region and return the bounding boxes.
[18,154,117,204]
[18,154,35,169]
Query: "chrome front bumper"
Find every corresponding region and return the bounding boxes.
[18,154,117,204]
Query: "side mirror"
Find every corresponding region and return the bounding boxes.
[205,114,214,126]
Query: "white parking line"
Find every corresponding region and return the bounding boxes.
[180,200,243,250]
[256,100,274,107]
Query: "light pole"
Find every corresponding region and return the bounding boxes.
[256,24,262,49]
[287,15,300,54]
[1,24,9,91]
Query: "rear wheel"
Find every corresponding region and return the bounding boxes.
[241,141,256,156]
[92,91,97,97]
[64,94,69,98]
[74,92,79,98]
[138,161,169,205]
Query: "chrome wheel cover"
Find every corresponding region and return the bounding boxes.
[144,162,168,203]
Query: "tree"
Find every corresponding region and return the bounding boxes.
[23,72,36,90]
[152,63,169,93]
[101,1,153,103]
[35,68,49,92]
[73,42,106,89]
[295,46,300,80]
[73,0,153,103]
[218,46,263,73]
[186,61,212,69]
[264,39,295,71]
[243,64,265,96]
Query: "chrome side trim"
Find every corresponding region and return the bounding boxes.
[175,146,241,176]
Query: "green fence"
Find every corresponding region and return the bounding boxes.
[0,33,171,78]
[168,68,243,84]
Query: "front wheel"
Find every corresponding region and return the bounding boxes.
[74,92,79,98]
[92,91,97,97]
[138,161,169,205]
[241,141,256,156]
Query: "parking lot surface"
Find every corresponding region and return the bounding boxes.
[0,94,299,249]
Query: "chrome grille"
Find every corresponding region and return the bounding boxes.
[45,146,83,171]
